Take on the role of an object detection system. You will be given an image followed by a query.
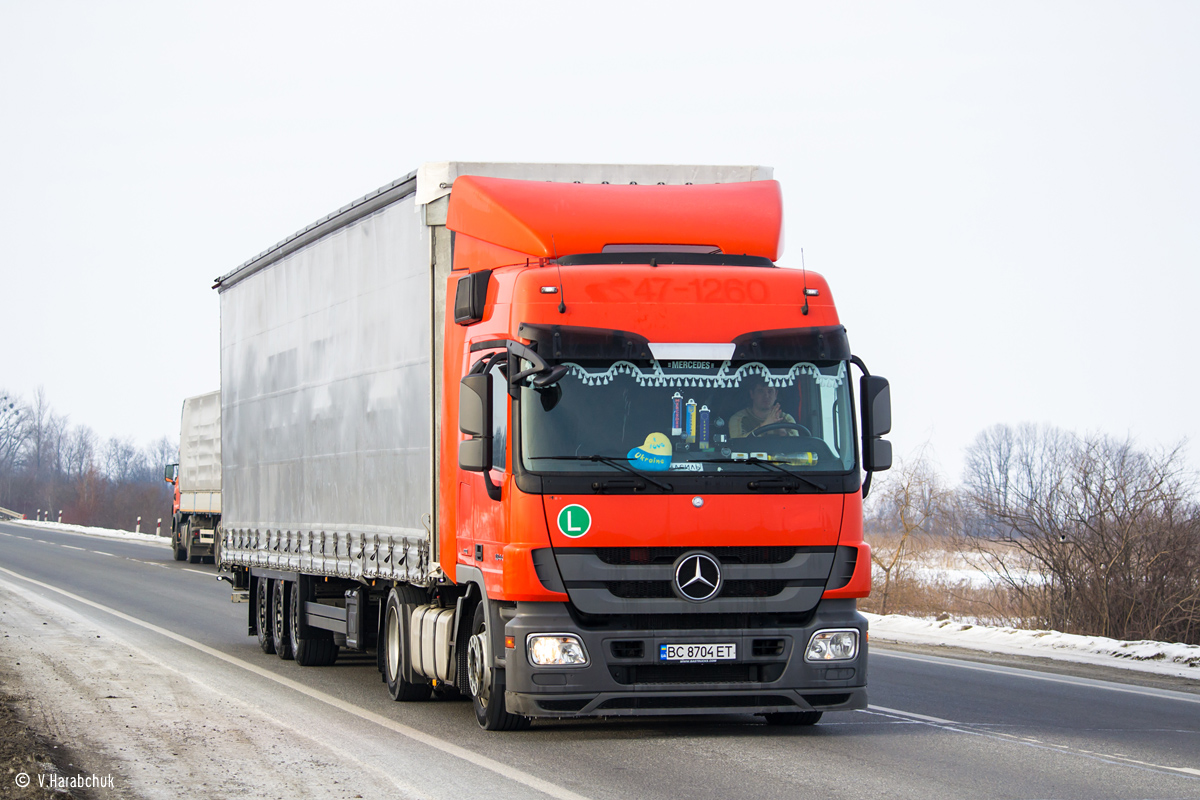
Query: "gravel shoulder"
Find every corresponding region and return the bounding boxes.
[0,578,410,800]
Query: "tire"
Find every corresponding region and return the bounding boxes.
[290,579,338,667]
[467,602,529,731]
[272,579,294,660]
[383,586,431,701]
[173,536,187,561]
[763,711,823,726]
[256,577,276,655]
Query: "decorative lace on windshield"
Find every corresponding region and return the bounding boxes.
[559,361,846,389]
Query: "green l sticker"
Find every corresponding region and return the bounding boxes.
[557,504,592,538]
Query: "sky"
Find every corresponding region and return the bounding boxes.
[1,1,1197,484]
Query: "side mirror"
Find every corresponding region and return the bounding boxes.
[453,270,493,326]
[164,463,179,483]
[458,374,492,471]
[860,375,892,472]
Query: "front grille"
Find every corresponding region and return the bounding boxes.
[603,579,791,599]
[595,546,802,565]
[597,694,796,710]
[570,608,817,631]
[722,580,787,598]
[605,581,674,599]
[609,663,786,685]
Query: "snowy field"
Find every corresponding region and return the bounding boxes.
[10,518,170,547]
[10,518,1200,680]
[866,612,1200,679]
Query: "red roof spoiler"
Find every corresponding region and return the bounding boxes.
[445,176,783,262]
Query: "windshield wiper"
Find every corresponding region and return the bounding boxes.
[527,455,674,492]
[702,457,827,492]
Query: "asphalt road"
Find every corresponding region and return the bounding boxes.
[2,519,1198,800]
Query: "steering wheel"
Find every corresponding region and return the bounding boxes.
[748,422,812,438]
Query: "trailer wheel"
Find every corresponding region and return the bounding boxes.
[173,535,187,561]
[272,579,294,660]
[468,602,530,731]
[383,587,431,701]
[256,578,276,655]
[762,711,823,726]
[290,579,338,667]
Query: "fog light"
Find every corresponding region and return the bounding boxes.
[805,629,859,662]
[527,634,588,666]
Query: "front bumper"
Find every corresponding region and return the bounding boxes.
[503,598,868,718]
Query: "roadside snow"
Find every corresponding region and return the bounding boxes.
[866,612,1200,679]
[10,518,170,547]
[0,578,413,799]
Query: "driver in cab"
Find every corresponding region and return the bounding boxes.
[729,375,799,438]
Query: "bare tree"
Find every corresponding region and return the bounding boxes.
[865,449,951,615]
[0,391,26,476]
[24,386,52,475]
[102,436,145,484]
[964,423,1200,644]
[63,424,97,480]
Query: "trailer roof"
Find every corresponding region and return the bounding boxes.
[213,163,775,291]
[445,176,784,262]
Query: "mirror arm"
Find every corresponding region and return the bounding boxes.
[483,468,501,502]
[850,354,874,498]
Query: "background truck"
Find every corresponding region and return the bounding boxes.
[164,390,221,563]
[216,162,891,731]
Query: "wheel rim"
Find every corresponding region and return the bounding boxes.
[467,630,487,699]
[386,604,400,682]
[274,584,285,639]
[258,582,269,636]
[290,586,298,645]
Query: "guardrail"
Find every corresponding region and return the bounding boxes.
[0,505,24,521]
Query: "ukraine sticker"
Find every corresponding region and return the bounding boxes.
[557,504,592,538]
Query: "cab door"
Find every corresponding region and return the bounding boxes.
[456,351,510,596]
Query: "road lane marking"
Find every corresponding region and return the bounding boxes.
[867,705,956,725]
[0,565,594,800]
[181,568,211,576]
[92,551,116,557]
[60,545,86,551]
[861,706,1200,780]
[873,647,1200,706]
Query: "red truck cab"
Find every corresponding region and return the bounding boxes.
[437,177,890,725]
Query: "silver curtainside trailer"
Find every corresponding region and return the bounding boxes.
[215,162,769,586]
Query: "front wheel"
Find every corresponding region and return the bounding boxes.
[467,602,529,731]
[383,587,431,701]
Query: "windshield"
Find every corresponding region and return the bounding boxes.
[520,359,855,476]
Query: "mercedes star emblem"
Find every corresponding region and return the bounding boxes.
[674,552,722,602]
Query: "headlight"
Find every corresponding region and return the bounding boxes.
[805,629,859,662]
[527,634,589,666]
